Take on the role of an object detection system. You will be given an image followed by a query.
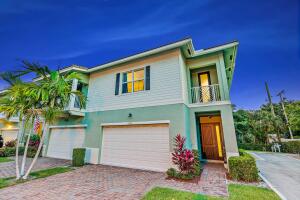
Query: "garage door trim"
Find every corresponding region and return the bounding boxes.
[100,120,170,127]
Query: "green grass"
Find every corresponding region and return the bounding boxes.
[0,157,13,163]
[141,187,222,200]
[0,167,73,189]
[30,167,72,179]
[228,184,281,200]
[142,184,281,200]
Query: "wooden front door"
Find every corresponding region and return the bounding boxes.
[201,123,224,160]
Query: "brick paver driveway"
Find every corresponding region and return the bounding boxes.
[0,156,70,178]
[0,163,227,200]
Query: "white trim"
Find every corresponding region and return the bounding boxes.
[259,173,287,200]
[49,124,88,129]
[188,100,231,108]
[193,42,239,57]
[0,128,19,131]
[101,120,170,127]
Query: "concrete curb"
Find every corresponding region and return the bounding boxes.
[259,173,287,200]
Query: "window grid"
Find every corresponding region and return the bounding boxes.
[122,68,145,94]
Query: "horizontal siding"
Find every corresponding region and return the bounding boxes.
[86,50,183,112]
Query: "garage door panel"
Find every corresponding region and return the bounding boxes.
[47,127,85,160]
[101,124,170,172]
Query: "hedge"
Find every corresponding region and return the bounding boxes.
[237,143,271,151]
[0,147,41,157]
[238,141,300,154]
[72,148,86,167]
[228,150,259,182]
[281,141,300,154]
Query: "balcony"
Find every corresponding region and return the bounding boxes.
[191,84,221,104]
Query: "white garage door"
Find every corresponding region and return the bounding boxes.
[101,124,170,172]
[1,129,18,145]
[47,127,85,160]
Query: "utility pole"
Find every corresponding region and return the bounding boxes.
[265,82,275,117]
[277,90,293,139]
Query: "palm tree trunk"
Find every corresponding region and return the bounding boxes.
[20,130,31,176]
[23,123,48,179]
[15,119,25,180]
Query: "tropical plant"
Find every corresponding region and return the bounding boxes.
[0,61,86,179]
[19,62,86,179]
[0,72,37,179]
[171,134,194,174]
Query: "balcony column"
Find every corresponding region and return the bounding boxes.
[68,78,78,110]
[216,53,230,101]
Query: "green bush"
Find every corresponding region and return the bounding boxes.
[26,147,42,158]
[72,148,86,167]
[229,151,259,182]
[238,143,271,151]
[280,141,300,154]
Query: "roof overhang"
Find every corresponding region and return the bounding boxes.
[88,38,192,73]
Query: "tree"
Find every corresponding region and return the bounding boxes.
[0,72,37,179]
[20,63,86,179]
[286,101,300,133]
[1,62,86,179]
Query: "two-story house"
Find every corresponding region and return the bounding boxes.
[0,38,239,171]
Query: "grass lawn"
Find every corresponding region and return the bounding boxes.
[0,157,13,163]
[228,184,281,200]
[142,184,281,200]
[0,166,73,189]
[141,187,222,200]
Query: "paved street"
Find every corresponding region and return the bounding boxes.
[251,152,300,200]
[0,163,227,200]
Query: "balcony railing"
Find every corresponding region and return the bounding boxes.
[191,84,221,104]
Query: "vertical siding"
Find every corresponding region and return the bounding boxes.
[86,50,184,112]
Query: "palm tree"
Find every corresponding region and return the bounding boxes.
[20,63,86,179]
[0,72,37,179]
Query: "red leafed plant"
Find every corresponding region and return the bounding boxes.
[172,134,195,174]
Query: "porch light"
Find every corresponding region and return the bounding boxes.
[128,113,132,118]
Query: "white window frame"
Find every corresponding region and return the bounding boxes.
[122,67,145,94]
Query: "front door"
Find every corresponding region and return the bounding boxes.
[201,122,224,160]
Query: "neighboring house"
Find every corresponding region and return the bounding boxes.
[0,90,19,145]
[0,38,239,171]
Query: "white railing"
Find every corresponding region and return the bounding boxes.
[191,84,221,104]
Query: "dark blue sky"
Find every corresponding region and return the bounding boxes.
[0,0,299,109]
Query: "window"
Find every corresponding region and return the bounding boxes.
[122,68,145,93]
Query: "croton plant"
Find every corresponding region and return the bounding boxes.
[171,134,195,174]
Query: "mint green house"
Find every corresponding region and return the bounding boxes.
[0,38,239,171]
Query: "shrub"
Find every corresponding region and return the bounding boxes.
[26,147,42,158]
[238,143,271,151]
[0,147,26,157]
[229,151,259,182]
[5,140,16,147]
[28,135,40,148]
[171,134,195,174]
[280,141,300,154]
[72,148,86,167]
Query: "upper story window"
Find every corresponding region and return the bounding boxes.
[122,68,145,93]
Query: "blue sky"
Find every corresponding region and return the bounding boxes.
[0,0,299,109]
